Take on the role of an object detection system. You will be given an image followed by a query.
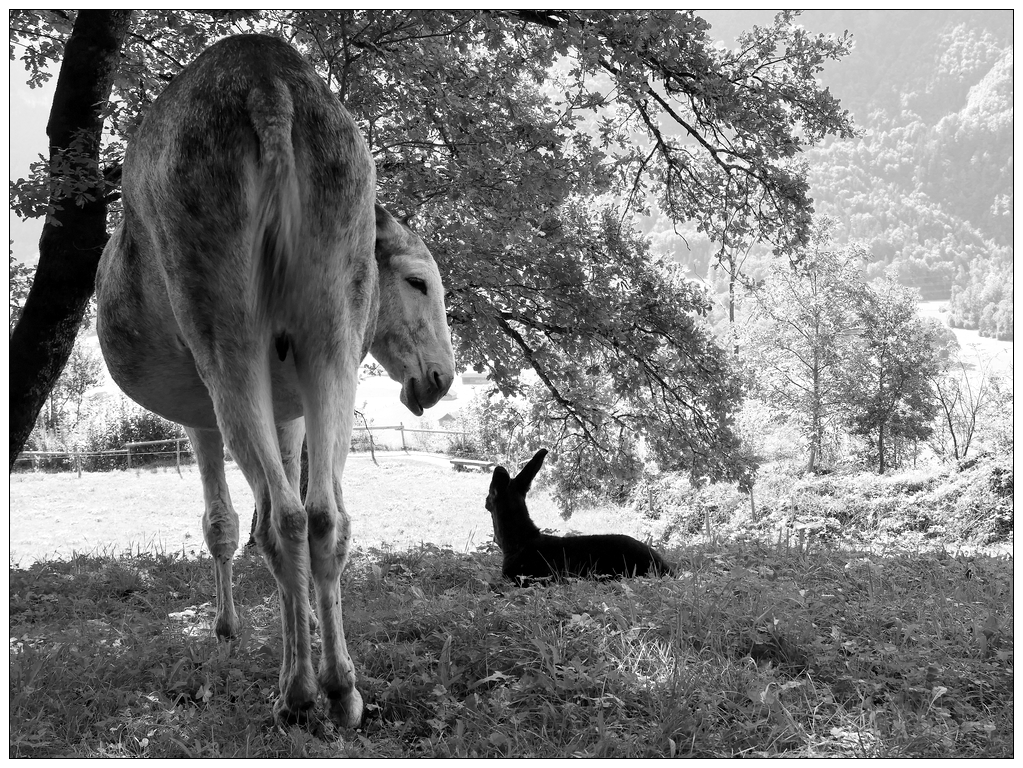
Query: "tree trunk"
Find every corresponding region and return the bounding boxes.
[727,250,739,356]
[9,11,131,469]
[939,384,960,461]
[807,348,822,473]
[877,423,886,474]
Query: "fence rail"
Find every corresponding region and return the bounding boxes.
[13,423,469,476]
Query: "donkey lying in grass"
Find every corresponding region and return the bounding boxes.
[485,449,674,583]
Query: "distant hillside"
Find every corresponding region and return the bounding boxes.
[654,10,1013,338]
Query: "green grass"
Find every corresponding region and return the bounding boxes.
[9,536,1013,757]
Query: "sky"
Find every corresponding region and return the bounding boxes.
[9,57,55,266]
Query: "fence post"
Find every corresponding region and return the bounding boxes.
[75,451,82,478]
[176,438,182,476]
[400,422,407,452]
[126,444,132,470]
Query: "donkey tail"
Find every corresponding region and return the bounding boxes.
[246,78,302,328]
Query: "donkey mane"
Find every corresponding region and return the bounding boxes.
[485,449,675,583]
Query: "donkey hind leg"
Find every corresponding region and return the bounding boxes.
[209,358,317,724]
[247,418,303,549]
[253,419,319,634]
[279,417,305,499]
[300,353,363,728]
[186,426,240,640]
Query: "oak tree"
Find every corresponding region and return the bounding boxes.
[9,10,856,495]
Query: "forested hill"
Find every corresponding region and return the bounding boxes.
[658,10,1013,338]
[807,12,1012,302]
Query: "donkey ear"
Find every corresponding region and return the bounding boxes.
[512,449,548,493]
[375,203,404,260]
[490,465,511,493]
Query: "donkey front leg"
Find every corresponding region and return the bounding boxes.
[302,369,363,728]
[186,426,240,640]
[308,474,362,727]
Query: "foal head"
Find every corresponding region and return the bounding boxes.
[486,449,548,551]
[370,205,455,415]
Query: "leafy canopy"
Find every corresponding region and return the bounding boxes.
[10,10,856,497]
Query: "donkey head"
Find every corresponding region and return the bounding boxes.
[370,204,455,415]
[486,449,548,552]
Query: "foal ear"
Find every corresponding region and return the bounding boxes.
[512,449,548,493]
[375,203,404,261]
[490,465,511,493]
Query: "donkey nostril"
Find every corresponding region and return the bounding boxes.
[432,369,452,393]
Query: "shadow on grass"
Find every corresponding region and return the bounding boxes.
[9,538,1013,758]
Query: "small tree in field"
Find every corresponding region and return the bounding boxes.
[931,351,990,463]
[45,335,103,433]
[744,220,864,473]
[841,278,946,473]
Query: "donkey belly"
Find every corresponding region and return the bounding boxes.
[96,223,304,430]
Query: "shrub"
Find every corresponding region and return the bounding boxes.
[457,387,531,463]
[633,472,745,538]
[445,433,484,459]
[646,456,1013,548]
[17,428,75,472]
[80,395,183,471]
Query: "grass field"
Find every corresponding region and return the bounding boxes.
[8,459,1014,757]
[9,454,663,566]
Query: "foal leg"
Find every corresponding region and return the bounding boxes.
[186,426,240,639]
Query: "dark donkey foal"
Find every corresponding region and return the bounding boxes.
[486,449,674,583]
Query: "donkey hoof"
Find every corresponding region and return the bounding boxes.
[326,687,364,729]
[273,694,316,726]
[214,616,239,641]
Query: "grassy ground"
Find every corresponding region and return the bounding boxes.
[9,538,1012,757]
[9,460,1013,757]
[9,455,660,566]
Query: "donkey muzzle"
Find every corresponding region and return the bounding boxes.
[400,366,453,416]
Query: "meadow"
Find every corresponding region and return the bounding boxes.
[9,455,655,566]
[8,458,1014,757]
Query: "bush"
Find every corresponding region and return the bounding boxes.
[457,387,531,463]
[15,393,186,473]
[445,434,484,459]
[647,456,1013,548]
[80,397,183,470]
[350,430,391,454]
[17,429,75,472]
[633,472,746,538]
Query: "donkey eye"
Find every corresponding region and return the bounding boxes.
[406,277,428,295]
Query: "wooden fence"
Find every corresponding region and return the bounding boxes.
[12,423,469,476]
